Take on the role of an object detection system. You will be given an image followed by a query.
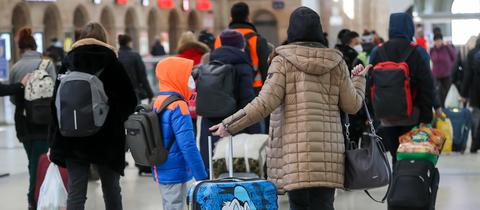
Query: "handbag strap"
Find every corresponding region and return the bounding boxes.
[364,138,392,203]
[343,112,359,150]
[344,101,393,203]
[363,100,392,203]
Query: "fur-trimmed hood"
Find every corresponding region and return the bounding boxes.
[71,38,117,55]
[65,38,118,75]
[177,41,210,55]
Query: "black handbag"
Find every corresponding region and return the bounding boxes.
[344,101,392,203]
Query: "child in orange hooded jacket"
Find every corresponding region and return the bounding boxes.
[152,57,207,210]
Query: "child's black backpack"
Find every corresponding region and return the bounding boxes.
[125,95,182,166]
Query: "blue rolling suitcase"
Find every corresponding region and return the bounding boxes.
[444,108,472,152]
[188,137,278,210]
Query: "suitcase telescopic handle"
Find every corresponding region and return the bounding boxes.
[208,136,214,180]
[209,136,234,179]
[228,136,234,178]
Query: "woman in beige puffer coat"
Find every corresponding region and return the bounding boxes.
[211,7,369,210]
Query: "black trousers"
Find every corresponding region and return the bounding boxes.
[23,139,49,205]
[471,108,480,152]
[436,77,451,107]
[199,117,222,177]
[381,126,415,165]
[287,187,336,210]
[66,159,122,210]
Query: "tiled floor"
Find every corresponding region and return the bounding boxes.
[1,125,479,210]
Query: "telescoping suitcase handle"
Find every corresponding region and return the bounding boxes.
[208,136,234,180]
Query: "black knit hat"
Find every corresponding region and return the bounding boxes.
[220,30,245,49]
[287,7,325,44]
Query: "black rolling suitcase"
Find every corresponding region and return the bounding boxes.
[388,159,440,210]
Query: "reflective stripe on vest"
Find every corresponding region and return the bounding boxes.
[214,28,263,88]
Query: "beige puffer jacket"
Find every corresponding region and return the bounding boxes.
[223,42,366,192]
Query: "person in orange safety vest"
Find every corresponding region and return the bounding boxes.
[214,2,270,94]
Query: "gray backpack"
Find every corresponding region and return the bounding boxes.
[55,70,109,137]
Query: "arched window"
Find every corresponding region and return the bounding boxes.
[147,9,159,48]
[73,5,89,30]
[451,0,480,45]
[11,3,31,61]
[125,8,139,51]
[43,5,62,50]
[253,10,279,45]
[168,9,180,54]
[188,11,201,33]
[100,7,116,45]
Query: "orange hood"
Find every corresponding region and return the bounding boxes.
[153,57,193,110]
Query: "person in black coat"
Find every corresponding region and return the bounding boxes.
[199,30,261,171]
[45,38,65,72]
[118,34,154,102]
[49,23,137,210]
[461,37,480,153]
[151,38,166,56]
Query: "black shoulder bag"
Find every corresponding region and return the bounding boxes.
[344,101,392,203]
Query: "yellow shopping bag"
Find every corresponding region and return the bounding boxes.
[435,113,453,153]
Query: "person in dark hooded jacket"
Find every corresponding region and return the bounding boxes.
[151,38,166,56]
[461,37,480,153]
[199,29,261,173]
[368,13,435,164]
[49,23,137,210]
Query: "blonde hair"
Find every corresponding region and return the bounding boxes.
[460,35,478,60]
[178,31,196,49]
[79,22,108,43]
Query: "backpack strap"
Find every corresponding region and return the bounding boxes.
[37,59,50,72]
[210,60,225,65]
[399,45,417,62]
[377,44,416,63]
[244,32,258,40]
[157,95,182,113]
[157,95,183,151]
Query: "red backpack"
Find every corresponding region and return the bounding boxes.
[370,44,416,120]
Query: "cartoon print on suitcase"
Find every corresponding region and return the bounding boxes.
[189,136,278,210]
[188,179,277,210]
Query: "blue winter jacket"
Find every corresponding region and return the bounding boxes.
[151,92,208,184]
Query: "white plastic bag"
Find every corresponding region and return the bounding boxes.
[445,85,461,108]
[37,163,68,210]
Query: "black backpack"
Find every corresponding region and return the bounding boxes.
[196,61,237,118]
[124,95,182,166]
